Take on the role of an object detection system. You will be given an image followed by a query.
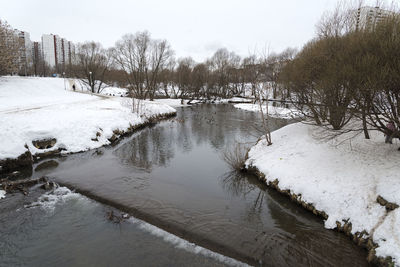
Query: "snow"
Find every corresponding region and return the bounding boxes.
[0,76,176,160]
[25,187,83,212]
[0,190,5,199]
[154,98,190,107]
[100,86,128,97]
[246,122,400,265]
[374,209,400,265]
[234,103,300,119]
[227,97,253,103]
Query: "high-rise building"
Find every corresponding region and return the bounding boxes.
[41,34,60,68]
[16,30,32,75]
[41,34,75,73]
[64,40,76,66]
[356,6,395,30]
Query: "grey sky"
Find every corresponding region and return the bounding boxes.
[0,0,381,61]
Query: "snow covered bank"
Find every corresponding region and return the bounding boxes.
[227,97,253,103]
[234,103,300,119]
[246,122,400,265]
[0,190,5,199]
[153,98,190,107]
[0,77,176,162]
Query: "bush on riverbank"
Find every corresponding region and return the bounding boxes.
[222,143,249,172]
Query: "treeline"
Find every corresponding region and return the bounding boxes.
[0,20,24,75]
[279,3,400,138]
[70,32,296,100]
[0,19,295,101]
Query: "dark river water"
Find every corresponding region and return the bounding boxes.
[0,104,368,266]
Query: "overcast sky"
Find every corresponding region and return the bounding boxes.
[0,0,382,62]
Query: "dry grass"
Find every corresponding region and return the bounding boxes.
[222,143,249,172]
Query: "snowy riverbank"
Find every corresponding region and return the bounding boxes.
[234,103,300,119]
[0,77,176,162]
[245,122,400,265]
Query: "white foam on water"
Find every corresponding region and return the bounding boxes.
[0,190,6,199]
[25,186,83,212]
[127,216,250,267]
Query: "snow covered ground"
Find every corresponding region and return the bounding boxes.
[101,86,128,97]
[153,98,190,107]
[234,103,300,119]
[227,97,253,103]
[66,79,128,97]
[246,122,400,265]
[0,76,176,160]
[0,190,5,199]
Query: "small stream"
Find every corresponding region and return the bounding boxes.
[0,104,369,266]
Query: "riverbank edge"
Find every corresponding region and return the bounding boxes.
[245,163,395,267]
[0,111,177,176]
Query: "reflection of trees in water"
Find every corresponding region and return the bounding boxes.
[114,125,175,172]
[220,171,260,198]
[220,168,322,233]
[114,104,289,174]
[259,177,366,266]
[110,105,364,266]
[188,104,268,151]
[219,171,363,266]
[219,171,268,225]
[219,170,319,234]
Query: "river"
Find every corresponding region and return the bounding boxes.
[0,104,369,266]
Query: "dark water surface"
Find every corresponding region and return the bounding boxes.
[0,187,233,267]
[1,104,368,266]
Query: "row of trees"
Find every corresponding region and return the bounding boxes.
[279,3,400,139]
[70,31,296,99]
[0,19,294,101]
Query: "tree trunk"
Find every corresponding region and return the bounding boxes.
[362,107,370,139]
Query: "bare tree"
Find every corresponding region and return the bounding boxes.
[191,63,208,99]
[147,38,174,100]
[0,20,22,75]
[175,57,194,98]
[113,31,173,101]
[158,58,176,98]
[208,48,235,98]
[74,41,111,93]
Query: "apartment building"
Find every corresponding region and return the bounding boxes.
[41,33,75,73]
[41,34,59,68]
[356,6,395,30]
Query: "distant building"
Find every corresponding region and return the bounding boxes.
[41,34,75,73]
[2,21,76,76]
[61,39,76,70]
[41,34,60,68]
[15,30,32,76]
[356,6,395,30]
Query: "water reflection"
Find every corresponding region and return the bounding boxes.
[42,104,368,266]
[114,104,288,173]
[219,170,369,266]
[114,125,175,172]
